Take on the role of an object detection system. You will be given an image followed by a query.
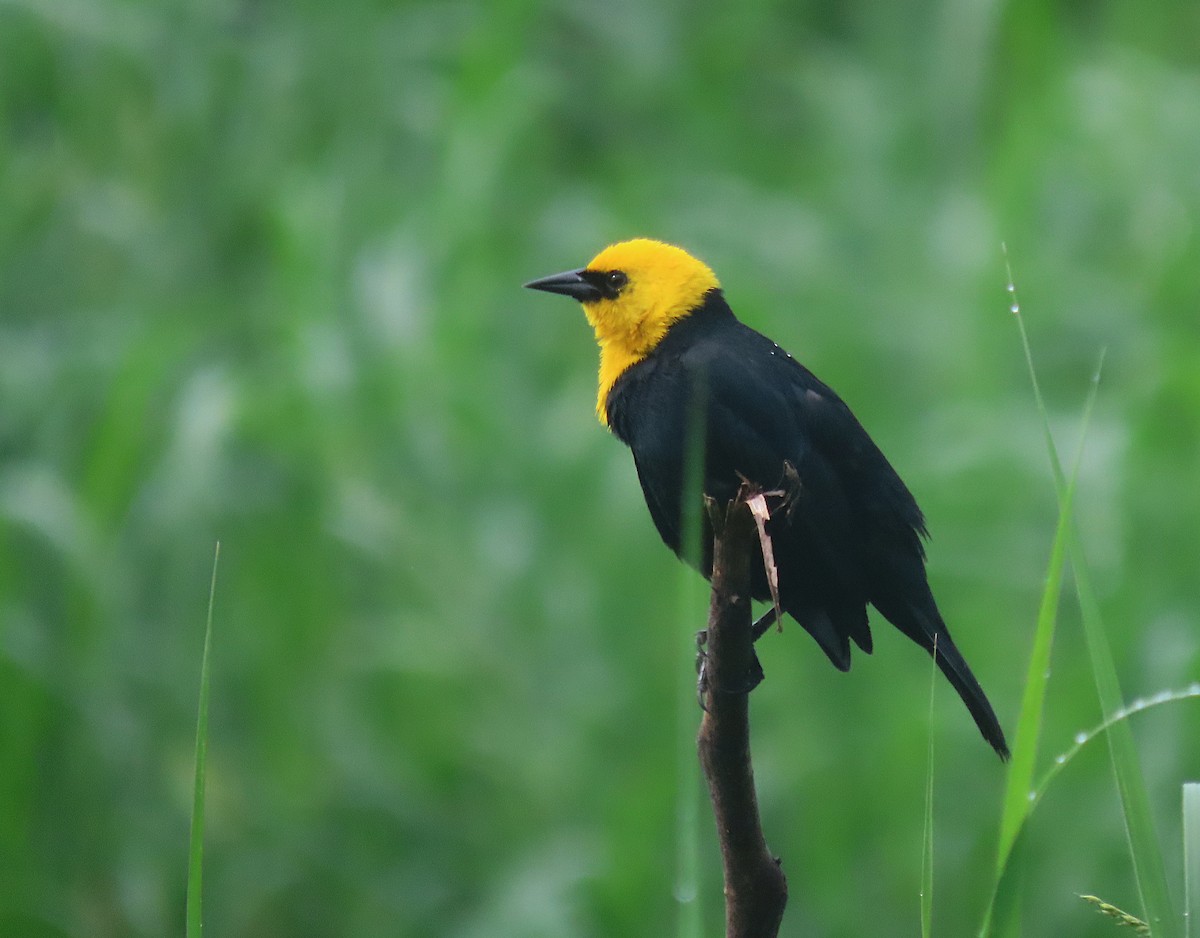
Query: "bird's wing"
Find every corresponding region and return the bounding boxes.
[756,335,929,554]
[689,335,869,588]
[681,339,869,666]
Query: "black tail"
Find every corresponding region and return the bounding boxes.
[891,603,1010,760]
[930,628,1009,760]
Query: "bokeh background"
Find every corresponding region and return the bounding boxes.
[2,1,1199,935]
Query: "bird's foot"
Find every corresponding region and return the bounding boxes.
[777,460,803,522]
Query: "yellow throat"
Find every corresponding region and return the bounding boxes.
[581,239,720,424]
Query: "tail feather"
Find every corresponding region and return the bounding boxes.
[784,599,871,672]
[930,629,1010,760]
[787,593,1009,759]
[788,605,852,672]
[893,604,1010,760]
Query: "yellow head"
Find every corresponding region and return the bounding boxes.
[525,238,721,423]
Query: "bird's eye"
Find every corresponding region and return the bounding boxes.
[606,270,628,291]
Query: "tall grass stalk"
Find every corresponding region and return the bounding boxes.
[1185,783,1199,938]
[979,257,1100,937]
[1031,688,1200,811]
[920,637,938,938]
[674,382,708,938]
[1005,247,1178,937]
[187,542,221,938]
[1067,503,1178,937]
[991,353,1092,869]
[675,553,705,938]
[985,687,1200,932]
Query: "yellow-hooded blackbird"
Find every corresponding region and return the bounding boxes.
[526,238,1008,759]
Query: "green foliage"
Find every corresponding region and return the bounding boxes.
[988,284,1096,917]
[984,302,1187,936]
[1067,446,1180,938]
[2,1,1199,936]
[1012,285,1178,935]
[1185,784,1200,938]
[187,542,219,938]
[921,644,938,938]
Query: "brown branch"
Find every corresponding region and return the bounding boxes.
[698,487,789,938]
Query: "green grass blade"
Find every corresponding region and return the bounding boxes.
[1005,253,1178,937]
[979,489,1075,938]
[985,686,1200,936]
[992,356,1094,863]
[675,555,705,938]
[1069,522,1179,937]
[674,380,707,938]
[1185,783,1199,938]
[187,541,221,938]
[1031,689,1200,807]
[979,255,1097,937]
[921,638,937,938]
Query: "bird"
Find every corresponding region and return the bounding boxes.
[525,238,1009,759]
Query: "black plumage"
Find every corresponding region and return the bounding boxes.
[603,290,1009,759]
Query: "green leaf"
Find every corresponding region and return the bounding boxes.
[980,257,1098,937]
[1183,783,1199,938]
[1005,253,1179,938]
[187,542,221,938]
[921,638,937,938]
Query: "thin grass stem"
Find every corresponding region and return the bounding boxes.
[1004,246,1179,936]
[921,636,937,938]
[187,541,220,938]
[1183,783,1199,938]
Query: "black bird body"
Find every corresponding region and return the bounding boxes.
[606,289,902,663]
[526,239,1008,758]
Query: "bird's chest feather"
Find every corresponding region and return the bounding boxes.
[608,351,794,506]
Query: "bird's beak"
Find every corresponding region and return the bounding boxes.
[523,268,602,303]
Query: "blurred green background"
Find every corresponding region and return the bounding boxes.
[2,1,1199,935]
